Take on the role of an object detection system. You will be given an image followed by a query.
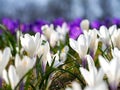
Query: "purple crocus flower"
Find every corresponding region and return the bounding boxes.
[69,18,83,39]
[34,19,49,25]
[2,18,19,34]
[101,18,112,28]
[69,26,83,39]
[20,23,30,33]
[53,18,65,27]
[32,25,42,34]
[69,18,82,28]
[112,18,120,26]
[91,20,101,29]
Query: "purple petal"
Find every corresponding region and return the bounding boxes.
[91,20,101,29]
[53,18,65,27]
[69,26,83,39]
[32,25,42,34]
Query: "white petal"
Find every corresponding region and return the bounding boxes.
[0,47,11,76]
[15,54,21,68]
[20,36,27,49]
[112,47,120,61]
[34,33,40,41]
[26,36,36,56]
[94,82,108,90]
[21,34,36,57]
[2,69,9,85]
[34,33,41,51]
[8,65,19,90]
[44,42,52,65]
[78,35,86,46]
[87,55,97,73]
[85,81,108,90]
[77,35,88,58]
[65,87,72,90]
[50,32,58,47]
[80,19,89,31]
[99,56,110,74]
[27,56,36,70]
[96,68,104,83]
[99,26,108,38]
[109,58,118,83]
[80,67,91,86]
[69,38,78,53]
[94,39,99,55]
[72,81,82,90]
[109,25,117,36]
[87,55,97,86]
[78,46,88,59]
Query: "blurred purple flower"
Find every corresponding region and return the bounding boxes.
[53,18,65,27]
[20,23,30,33]
[91,20,101,29]
[69,18,82,28]
[112,18,120,25]
[101,18,112,28]
[34,19,49,26]
[69,26,83,39]
[2,18,19,34]
[32,25,42,34]
[68,18,83,39]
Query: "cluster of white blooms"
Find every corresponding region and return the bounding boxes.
[0,46,36,89]
[1,19,120,90]
[67,20,120,90]
[41,23,69,47]
[0,22,69,89]
[18,24,69,89]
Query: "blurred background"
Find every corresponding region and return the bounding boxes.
[0,0,120,22]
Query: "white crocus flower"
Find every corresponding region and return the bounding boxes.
[42,24,59,47]
[52,53,63,68]
[8,65,19,90]
[49,31,59,47]
[20,32,43,57]
[80,19,90,31]
[60,45,69,62]
[15,54,36,79]
[80,55,107,89]
[65,81,82,90]
[37,41,52,71]
[56,23,69,43]
[97,26,110,46]
[41,24,54,39]
[3,65,19,90]
[97,25,116,49]
[47,46,69,89]
[51,45,69,68]
[111,28,120,49]
[0,47,11,77]
[69,34,89,60]
[99,55,120,89]
[84,29,99,57]
[3,55,36,90]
